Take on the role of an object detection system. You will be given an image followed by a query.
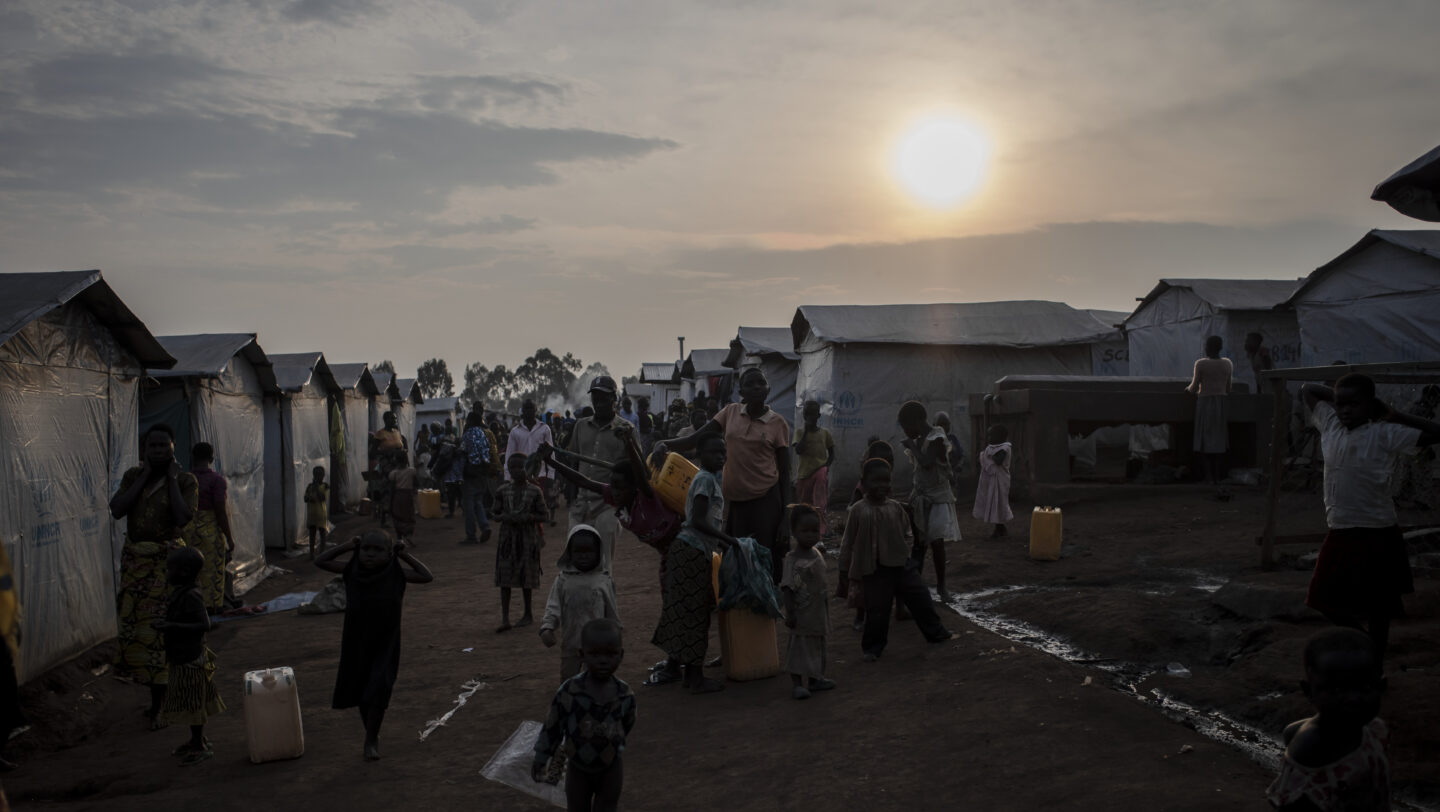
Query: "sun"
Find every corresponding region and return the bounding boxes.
[892,115,990,209]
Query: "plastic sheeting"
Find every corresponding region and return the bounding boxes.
[263,379,333,549]
[1372,144,1440,222]
[796,341,1099,499]
[340,390,371,505]
[793,301,1120,352]
[1125,283,1300,386]
[1285,234,1440,366]
[0,302,141,682]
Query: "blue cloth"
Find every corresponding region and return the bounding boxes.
[718,537,783,618]
[462,426,491,465]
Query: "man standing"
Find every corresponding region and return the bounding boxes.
[619,395,638,426]
[505,399,557,523]
[566,376,633,571]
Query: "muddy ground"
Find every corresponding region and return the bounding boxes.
[4,488,1436,810]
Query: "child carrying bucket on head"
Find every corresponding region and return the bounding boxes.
[782,505,834,700]
[974,425,1013,537]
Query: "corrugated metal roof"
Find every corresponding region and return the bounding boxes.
[0,270,175,367]
[151,333,277,392]
[792,301,1120,349]
[640,362,679,383]
[269,352,338,394]
[1124,279,1301,324]
[1284,229,1440,305]
[682,349,733,377]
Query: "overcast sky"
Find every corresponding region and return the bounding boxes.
[2,0,1437,380]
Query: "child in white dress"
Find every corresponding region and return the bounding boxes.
[973,425,1014,537]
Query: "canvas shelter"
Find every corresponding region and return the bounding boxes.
[790,301,1125,499]
[681,349,734,404]
[264,353,339,550]
[372,373,423,443]
[327,363,379,509]
[1123,279,1301,390]
[724,326,800,423]
[1280,230,1440,367]
[0,270,175,682]
[143,333,276,589]
[640,362,682,411]
[1372,143,1440,222]
[415,396,464,438]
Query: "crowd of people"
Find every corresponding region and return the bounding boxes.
[69,356,1438,811]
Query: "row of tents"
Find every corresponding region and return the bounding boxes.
[631,227,1440,500]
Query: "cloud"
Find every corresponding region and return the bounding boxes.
[401,74,569,112]
[24,48,244,106]
[425,215,537,237]
[281,0,382,24]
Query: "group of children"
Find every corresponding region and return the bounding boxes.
[145,370,1436,812]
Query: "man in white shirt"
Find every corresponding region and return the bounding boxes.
[506,399,556,523]
[1301,374,1440,658]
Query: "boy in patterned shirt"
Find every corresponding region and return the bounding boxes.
[533,618,636,811]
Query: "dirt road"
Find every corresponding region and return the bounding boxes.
[8,499,1313,811]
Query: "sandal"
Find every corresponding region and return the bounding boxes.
[495,623,512,634]
[179,749,214,767]
[642,668,682,687]
[514,616,533,629]
[171,741,202,757]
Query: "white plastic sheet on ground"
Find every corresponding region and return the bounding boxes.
[481,720,567,808]
[0,302,140,682]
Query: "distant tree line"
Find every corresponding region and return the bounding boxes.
[407,350,612,416]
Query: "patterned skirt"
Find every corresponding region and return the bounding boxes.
[188,510,228,611]
[495,524,543,589]
[161,648,226,725]
[116,540,181,685]
[651,539,713,665]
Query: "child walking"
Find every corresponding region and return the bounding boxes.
[540,527,620,683]
[533,618,636,812]
[387,450,418,546]
[494,453,548,633]
[1300,374,1440,658]
[974,425,1014,537]
[652,433,736,694]
[837,458,954,661]
[316,529,433,761]
[155,547,224,766]
[782,505,834,700]
[304,466,329,559]
[1267,627,1390,811]
[898,401,960,602]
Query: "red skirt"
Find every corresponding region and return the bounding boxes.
[1306,526,1413,620]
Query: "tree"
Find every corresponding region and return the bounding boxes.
[373,359,395,374]
[513,348,582,406]
[462,362,521,415]
[416,358,454,398]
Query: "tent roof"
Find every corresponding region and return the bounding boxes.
[791,301,1120,349]
[394,377,423,404]
[1372,143,1440,221]
[1084,309,1132,329]
[269,352,339,394]
[327,363,379,396]
[0,270,175,367]
[1283,229,1440,305]
[640,362,680,383]
[725,326,799,368]
[150,333,277,392]
[682,349,733,378]
[416,396,461,414]
[1124,279,1301,324]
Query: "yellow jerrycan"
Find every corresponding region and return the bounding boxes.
[649,452,699,516]
[1029,507,1063,561]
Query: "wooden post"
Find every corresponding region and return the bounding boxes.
[1260,381,1288,569]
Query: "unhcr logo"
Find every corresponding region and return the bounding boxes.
[833,390,864,428]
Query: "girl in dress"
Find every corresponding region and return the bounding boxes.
[974,425,1014,537]
[494,453,548,633]
[316,529,433,761]
[782,505,834,700]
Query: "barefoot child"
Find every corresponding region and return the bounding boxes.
[304,466,329,559]
[540,527,620,682]
[1300,374,1440,658]
[651,433,737,694]
[782,505,834,700]
[387,450,418,546]
[1267,627,1390,811]
[792,401,835,537]
[494,453,547,633]
[837,458,954,662]
[316,530,434,761]
[533,618,636,812]
[974,425,1014,537]
[898,401,959,602]
[155,547,224,765]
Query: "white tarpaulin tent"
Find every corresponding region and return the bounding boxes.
[1283,230,1440,366]
[264,353,339,550]
[1123,279,1301,390]
[328,363,378,509]
[1372,144,1440,222]
[145,333,276,587]
[724,326,799,425]
[371,373,423,444]
[0,270,175,682]
[791,300,1125,500]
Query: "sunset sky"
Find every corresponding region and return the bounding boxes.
[2,0,1437,381]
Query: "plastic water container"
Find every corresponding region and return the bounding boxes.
[718,610,780,682]
[244,667,305,763]
[1029,507,1063,561]
[649,453,699,516]
[417,489,443,519]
